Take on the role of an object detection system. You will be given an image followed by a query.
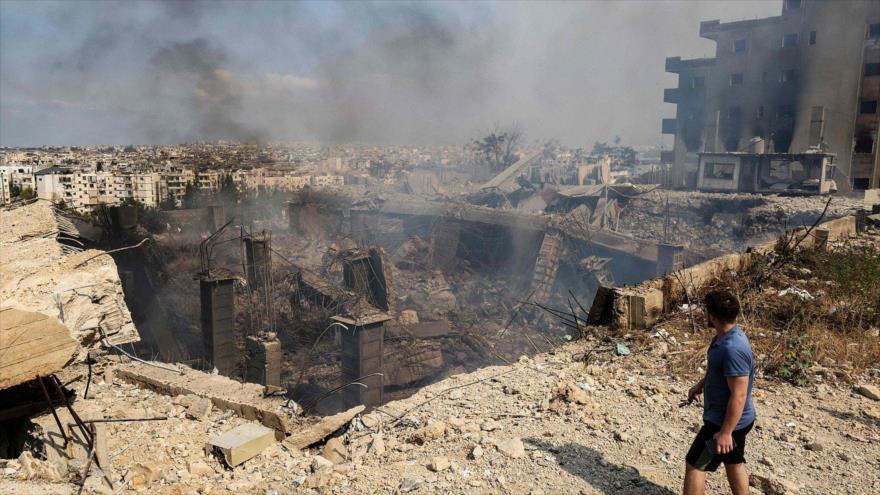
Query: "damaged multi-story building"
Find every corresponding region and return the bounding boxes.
[663,0,880,193]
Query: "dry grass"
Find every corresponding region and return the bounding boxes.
[644,234,880,385]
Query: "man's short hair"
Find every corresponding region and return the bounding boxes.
[704,289,740,324]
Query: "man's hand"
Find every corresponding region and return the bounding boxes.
[687,382,704,404]
[713,431,734,454]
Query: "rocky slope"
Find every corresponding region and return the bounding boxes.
[2,336,878,494]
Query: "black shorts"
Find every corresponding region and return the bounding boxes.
[685,421,754,472]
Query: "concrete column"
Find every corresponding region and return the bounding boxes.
[428,220,461,270]
[245,335,281,387]
[530,230,564,303]
[200,277,236,376]
[208,205,226,232]
[287,200,302,232]
[657,243,685,276]
[244,235,270,288]
[342,248,394,313]
[340,320,386,409]
[812,228,829,250]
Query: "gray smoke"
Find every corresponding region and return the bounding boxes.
[0,1,781,146]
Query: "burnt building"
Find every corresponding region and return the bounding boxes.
[663,0,880,193]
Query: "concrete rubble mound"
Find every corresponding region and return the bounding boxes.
[0,201,139,356]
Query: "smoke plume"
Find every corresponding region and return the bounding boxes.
[0,0,781,146]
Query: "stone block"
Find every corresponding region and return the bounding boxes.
[207,423,276,467]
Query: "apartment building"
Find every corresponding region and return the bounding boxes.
[0,164,35,203]
[663,0,880,192]
[196,170,222,191]
[35,168,159,211]
[263,174,312,191]
[232,168,265,189]
[311,174,345,188]
[35,167,76,206]
[0,168,10,204]
[110,173,161,207]
[158,166,196,204]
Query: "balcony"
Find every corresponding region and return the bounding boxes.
[665,57,682,73]
[663,88,679,104]
[662,118,678,135]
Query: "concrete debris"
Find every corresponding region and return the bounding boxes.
[321,437,348,464]
[310,455,334,473]
[0,308,77,389]
[1,333,876,494]
[398,309,419,325]
[470,445,484,459]
[855,384,880,401]
[429,456,450,472]
[552,381,592,405]
[185,397,213,420]
[0,201,139,356]
[399,477,422,492]
[410,419,447,444]
[186,460,214,477]
[207,423,276,467]
[283,405,365,450]
[496,437,526,459]
[367,433,385,456]
[750,473,800,494]
[127,462,165,486]
[16,451,63,482]
[117,362,296,434]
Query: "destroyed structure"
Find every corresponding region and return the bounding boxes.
[2,1,880,492]
[663,0,880,192]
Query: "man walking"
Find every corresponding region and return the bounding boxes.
[683,289,756,495]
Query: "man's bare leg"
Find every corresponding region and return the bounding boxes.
[683,463,706,495]
[724,463,750,495]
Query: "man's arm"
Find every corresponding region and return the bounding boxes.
[714,375,749,454]
[687,374,706,403]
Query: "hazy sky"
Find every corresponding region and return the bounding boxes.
[0,0,781,147]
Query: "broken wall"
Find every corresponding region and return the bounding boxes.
[0,201,139,357]
[591,214,858,330]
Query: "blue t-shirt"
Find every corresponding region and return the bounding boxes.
[703,325,755,430]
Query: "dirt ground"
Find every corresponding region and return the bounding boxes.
[2,334,877,495]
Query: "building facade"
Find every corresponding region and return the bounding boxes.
[663,0,880,192]
[111,173,161,207]
[0,164,35,203]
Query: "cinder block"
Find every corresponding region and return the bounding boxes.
[207,423,275,466]
[629,288,664,328]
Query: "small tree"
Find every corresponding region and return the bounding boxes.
[182,183,202,209]
[159,191,177,210]
[468,124,523,174]
[218,173,239,206]
[19,186,35,200]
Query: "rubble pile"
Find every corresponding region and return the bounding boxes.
[617,191,863,256]
[2,336,877,494]
[0,201,139,354]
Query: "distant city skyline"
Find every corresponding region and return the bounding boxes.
[0,0,780,147]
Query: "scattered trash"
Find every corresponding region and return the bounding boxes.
[615,343,631,356]
[778,287,814,300]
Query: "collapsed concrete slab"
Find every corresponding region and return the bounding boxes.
[283,405,364,450]
[116,362,296,435]
[0,308,77,390]
[0,201,139,357]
